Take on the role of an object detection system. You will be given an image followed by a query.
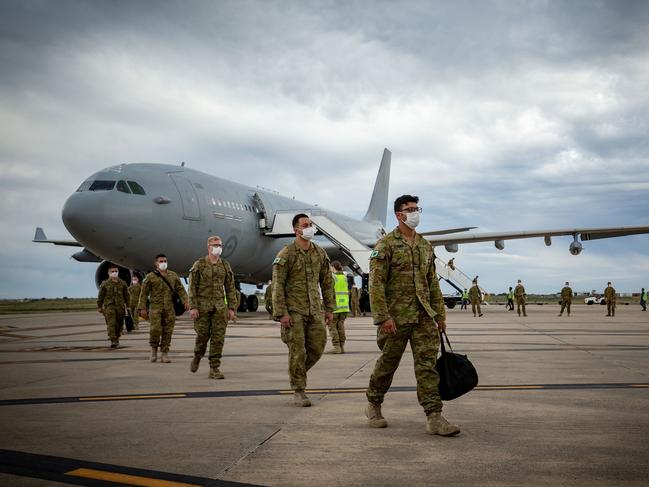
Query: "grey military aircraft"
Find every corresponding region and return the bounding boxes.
[34,149,649,311]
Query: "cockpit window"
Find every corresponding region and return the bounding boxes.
[76,180,92,192]
[116,180,131,193]
[89,180,116,191]
[127,181,146,195]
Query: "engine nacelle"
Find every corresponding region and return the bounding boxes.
[544,236,552,246]
[94,261,133,288]
[569,240,583,255]
[494,240,505,250]
[445,243,458,253]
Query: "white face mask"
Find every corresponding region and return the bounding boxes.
[109,271,118,278]
[211,246,222,257]
[131,279,138,285]
[403,211,420,229]
[300,226,316,240]
[158,262,168,271]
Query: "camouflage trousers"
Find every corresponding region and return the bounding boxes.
[607,301,616,316]
[103,306,124,341]
[516,299,526,316]
[328,312,347,346]
[471,301,481,316]
[129,305,139,327]
[560,301,571,315]
[351,301,361,317]
[367,317,442,415]
[281,312,326,391]
[193,308,228,368]
[149,307,175,352]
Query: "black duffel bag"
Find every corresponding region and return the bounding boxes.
[155,271,186,316]
[436,331,478,400]
[124,311,134,332]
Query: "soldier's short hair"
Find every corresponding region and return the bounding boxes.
[292,213,310,228]
[394,195,419,213]
[155,254,167,261]
[207,235,222,244]
[331,260,343,271]
[108,264,118,271]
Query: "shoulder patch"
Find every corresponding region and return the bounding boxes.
[370,250,385,260]
[273,257,286,266]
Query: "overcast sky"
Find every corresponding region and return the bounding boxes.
[1,0,648,299]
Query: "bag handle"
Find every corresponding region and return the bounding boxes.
[440,330,454,353]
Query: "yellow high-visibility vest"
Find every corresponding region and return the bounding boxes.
[333,273,350,314]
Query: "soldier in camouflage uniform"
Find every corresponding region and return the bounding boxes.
[604,282,616,317]
[326,260,350,354]
[350,284,361,317]
[469,280,483,317]
[188,236,238,379]
[97,264,129,348]
[138,254,188,363]
[558,281,573,317]
[514,279,527,317]
[365,195,460,437]
[264,281,273,318]
[272,213,334,407]
[128,275,142,330]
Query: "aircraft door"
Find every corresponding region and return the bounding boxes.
[170,175,201,220]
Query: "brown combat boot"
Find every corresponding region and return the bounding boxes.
[340,343,345,354]
[208,367,224,379]
[426,412,460,436]
[293,390,311,407]
[160,352,171,363]
[150,347,158,363]
[190,355,200,373]
[365,402,388,428]
[326,345,343,354]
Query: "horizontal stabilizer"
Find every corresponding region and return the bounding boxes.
[33,227,82,247]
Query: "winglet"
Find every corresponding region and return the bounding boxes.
[33,227,47,242]
[362,148,391,226]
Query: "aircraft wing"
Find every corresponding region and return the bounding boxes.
[423,225,649,246]
[33,227,82,247]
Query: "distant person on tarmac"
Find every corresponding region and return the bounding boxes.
[447,258,455,271]
[506,287,514,311]
[97,264,129,348]
[461,288,468,310]
[469,281,483,317]
[604,282,617,317]
[514,280,527,317]
[350,284,361,317]
[558,281,573,317]
[128,275,142,330]
[640,288,647,312]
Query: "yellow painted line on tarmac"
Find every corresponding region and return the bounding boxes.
[66,468,201,486]
[78,394,187,401]
[478,385,544,390]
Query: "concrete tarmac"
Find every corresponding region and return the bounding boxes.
[0,305,648,486]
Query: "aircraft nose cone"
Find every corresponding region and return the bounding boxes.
[62,192,102,243]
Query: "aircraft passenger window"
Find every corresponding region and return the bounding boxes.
[89,180,116,191]
[127,181,146,195]
[116,180,131,194]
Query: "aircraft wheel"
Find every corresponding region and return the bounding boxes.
[446,302,456,309]
[247,295,259,312]
[238,292,248,313]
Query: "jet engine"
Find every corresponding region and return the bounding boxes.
[445,243,458,253]
[94,261,133,288]
[569,240,583,256]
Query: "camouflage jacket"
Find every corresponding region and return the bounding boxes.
[188,256,238,312]
[138,270,188,311]
[97,279,129,310]
[604,286,617,302]
[468,285,481,303]
[514,284,526,302]
[369,228,445,326]
[560,286,573,302]
[271,240,334,318]
[128,284,142,308]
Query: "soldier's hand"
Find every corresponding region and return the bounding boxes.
[325,312,333,325]
[380,319,397,335]
[280,315,293,329]
[139,309,148,320]
[227,309,235,322]
[184,302,189,311]
[189,308,199,320]
[437,320,447,333]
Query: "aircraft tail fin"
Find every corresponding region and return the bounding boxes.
[362,148,391,226]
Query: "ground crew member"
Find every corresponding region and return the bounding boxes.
[272,213,334,407]
[506,286,514,310]
[604,282,616,317]
[514,279,527,317]
[448,258,455,271]
[350,284,361,317]
[264,281,273,317]
[128,275,142,330]
[188,236,238,379]
[469,280,483,317]
[558,281,573,317]
[97,264,129,348]
[365,195,460,437]
[138,254,188,363]
[327,261,350,354]
[640,288,647,312]
[461,288,468,310]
